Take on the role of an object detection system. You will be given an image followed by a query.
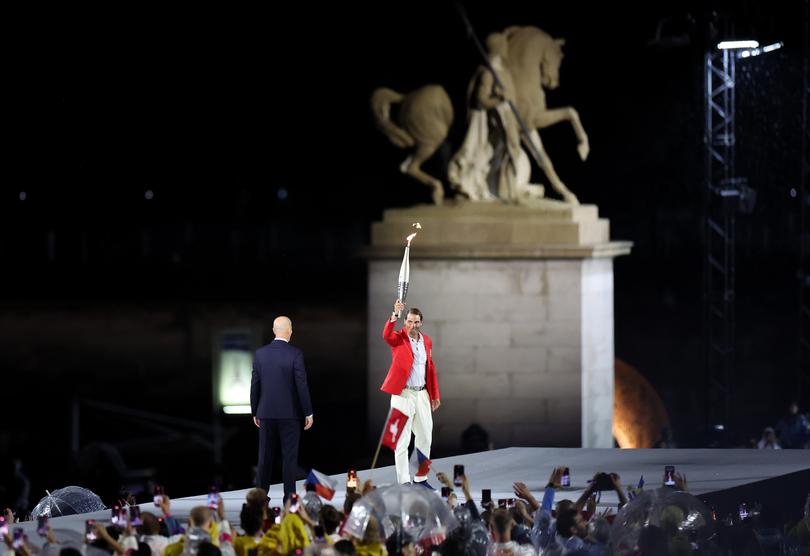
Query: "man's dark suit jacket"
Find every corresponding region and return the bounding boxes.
[250,339,313,419]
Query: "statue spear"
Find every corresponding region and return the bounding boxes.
[453,2,552,175]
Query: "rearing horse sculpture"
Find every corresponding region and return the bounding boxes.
[503,25,590,205]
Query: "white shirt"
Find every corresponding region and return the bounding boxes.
[407,333,427,387]
[273,337,289,342]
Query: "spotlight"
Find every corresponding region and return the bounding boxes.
[717,40,759,50]
[739,41,784,59]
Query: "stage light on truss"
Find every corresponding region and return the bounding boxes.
[223,405,251,414]
[739,41,784,58]
[717,40,759,50]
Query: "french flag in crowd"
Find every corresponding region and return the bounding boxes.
[307,469,337,500]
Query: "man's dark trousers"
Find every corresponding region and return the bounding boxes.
[256,418,300,500]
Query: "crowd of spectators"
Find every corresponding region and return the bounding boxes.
[2,460,809,556]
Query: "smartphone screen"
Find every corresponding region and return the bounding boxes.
[561,467,571,487]
[0,516,8,536]
[507,498,516,508]
[130,506,142,526]
[453,465,464,487]
[272,507,282,525]
[86,520,97,542]
[12,528,25,549]
[347,469,358,489]
[154,485,164,507]
[111,506,121,526]
[37,516,49,536]
[664,465,676,486]
[497,499,507,509]
[289,494,300,513]
[739,503,748,520]
[481,489,491,504]
[440,486,452,498]
[207,486,220,509]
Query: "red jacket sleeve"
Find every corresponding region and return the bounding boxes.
[426,337,440,401]
[382,319,401,347]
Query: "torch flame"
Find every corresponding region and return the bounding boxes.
[405,222,421,246]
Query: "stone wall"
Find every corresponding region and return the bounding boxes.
[367,257,616,449]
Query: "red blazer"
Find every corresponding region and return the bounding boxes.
[380,319,440,401]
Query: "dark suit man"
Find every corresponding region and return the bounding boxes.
[251,316,313,500]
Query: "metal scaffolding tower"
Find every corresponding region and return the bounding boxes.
[704,47,746,436]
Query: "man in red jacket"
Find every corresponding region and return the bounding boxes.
[381,299,441,486]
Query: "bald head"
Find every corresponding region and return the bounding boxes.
[273,316,293,340]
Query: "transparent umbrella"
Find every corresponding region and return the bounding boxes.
[443,505,490,556]
[302,491,323,520]
[610,487,714,555]
[342,484,459,550]
[31,486,106,518]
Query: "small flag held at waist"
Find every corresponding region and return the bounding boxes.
[306,469,338,500]
[382,408,409,450]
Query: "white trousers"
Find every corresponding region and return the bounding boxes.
[391,389,433,484]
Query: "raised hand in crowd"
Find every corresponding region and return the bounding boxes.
[585,491,598,516]
[674,472,688,492]
[548,465,567,488]
[92,521,126,555]
[515,499,534,527]
[157,494,172,516]
[296,502,317,530]
[217,494,226,522]
[576,472,602,512]
[512,482,539,512]
[459,474,473,503]
[611,473,628,508]
[435,472,453,489]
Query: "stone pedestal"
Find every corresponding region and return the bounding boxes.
[364,200,632,449]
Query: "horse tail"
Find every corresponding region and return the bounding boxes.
[370,87,416,149]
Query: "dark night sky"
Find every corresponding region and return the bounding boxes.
[2,1,807,508]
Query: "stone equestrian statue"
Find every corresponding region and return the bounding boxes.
[371,26,590,206]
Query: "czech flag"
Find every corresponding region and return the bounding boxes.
[306,469,337,500]
[415,448,432,478]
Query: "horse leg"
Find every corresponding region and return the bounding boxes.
[533,107,590,161]
[401,143,444,205]
[524,130,579,205]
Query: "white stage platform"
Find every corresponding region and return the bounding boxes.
[14,447,810,544]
